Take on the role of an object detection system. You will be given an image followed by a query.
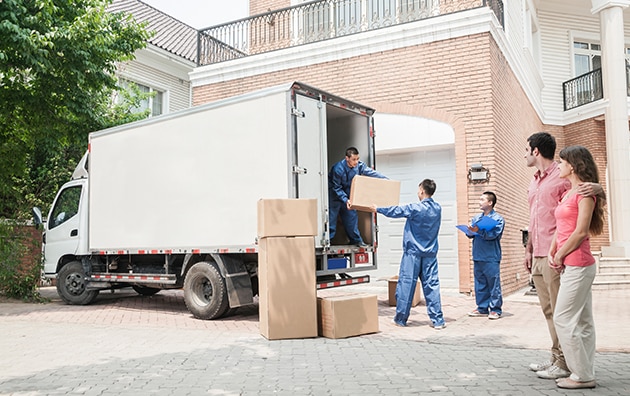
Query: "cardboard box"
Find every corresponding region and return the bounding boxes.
[388,276,423,307]
[259,237,317,340]
[317,294,379,339]
[257,199,317,238]
[349,176,400,212]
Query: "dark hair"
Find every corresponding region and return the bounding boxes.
[345,147,359,157]
[420,179,436,196]
[559,145,606,235]
[527,132,556,160]
[482,191,497,207]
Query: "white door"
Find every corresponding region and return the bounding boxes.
[43,180,85,275]
[374,148,459,289]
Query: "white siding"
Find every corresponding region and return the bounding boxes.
[117,58,192,113]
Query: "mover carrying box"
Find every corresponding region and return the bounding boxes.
[317,294,379,339]
[259,237,317,340]
[388,276,423,307]
[349,176,400,211]
[257,199,317,238]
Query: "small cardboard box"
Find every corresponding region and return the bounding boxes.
[317,294,379,339]
[259,237,317,340]
[388,276,423,307]
[349,176,400,212]
[257,199,317,238]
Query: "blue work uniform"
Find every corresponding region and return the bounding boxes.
[377,198,445,327]
[469,210,505,315]
[328,159,386,244]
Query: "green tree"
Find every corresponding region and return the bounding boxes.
[0,0,151,219]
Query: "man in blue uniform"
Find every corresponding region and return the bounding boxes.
[467,191,505,320]
[328,147,387,246]
[370,179,446,329]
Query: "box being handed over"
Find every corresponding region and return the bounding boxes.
[349,175,400,212]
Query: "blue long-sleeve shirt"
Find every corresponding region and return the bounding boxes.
[469,210,504,262]
[328,159,387,203]
[377,198,441,257]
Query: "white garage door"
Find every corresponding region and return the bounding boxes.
[374,150,459,289]
[371,113,458,290]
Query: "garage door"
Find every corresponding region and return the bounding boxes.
[374,150,459,289]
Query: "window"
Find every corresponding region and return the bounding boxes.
[573,41,601,77]
[524,0,540,65]
[49,186,82,229]
[118,79,164,117]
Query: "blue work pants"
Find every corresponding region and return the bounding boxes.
[473,260,503,315]
[394,252,444,326]
[329,199,363,244]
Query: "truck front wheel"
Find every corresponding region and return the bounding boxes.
[184,261,229,320]
[57,261,99,305]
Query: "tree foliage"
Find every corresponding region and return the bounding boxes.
[0,0,151,219]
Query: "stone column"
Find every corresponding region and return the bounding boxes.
[592,0,630,257]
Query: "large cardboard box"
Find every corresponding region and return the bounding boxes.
[317,294,379,339]
[257,199,317,238]
[388,276,423,307]
[349,176,400,211]
[259,237,317,340]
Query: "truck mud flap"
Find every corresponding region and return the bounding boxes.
[210,253,254,308]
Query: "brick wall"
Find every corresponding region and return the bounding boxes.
[563,117,609,251]
[250,0,290,16]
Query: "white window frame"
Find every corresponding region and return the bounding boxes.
[117,78,167,118]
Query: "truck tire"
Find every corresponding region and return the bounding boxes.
[57,261,99,305]
[131,285,161,296]
[184,261,229,320]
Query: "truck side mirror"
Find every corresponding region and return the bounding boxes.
[32,207,43,228]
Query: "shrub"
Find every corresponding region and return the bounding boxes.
[0,221,44,301]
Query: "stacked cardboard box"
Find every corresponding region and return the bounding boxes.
[257,199,318,340]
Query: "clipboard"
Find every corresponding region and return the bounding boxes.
[456,225,478,237]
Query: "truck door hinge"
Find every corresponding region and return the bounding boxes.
[292,166,307,175]
[292,108,305,118]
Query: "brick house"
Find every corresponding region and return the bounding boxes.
[180,0,630,295]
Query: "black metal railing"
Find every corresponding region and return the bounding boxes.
[563,65,630,111]
[563,69,603,111]
[197,0,504,66]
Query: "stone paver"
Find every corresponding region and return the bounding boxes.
[0,283,629,395]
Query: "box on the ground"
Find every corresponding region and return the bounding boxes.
[317,294,379,339]
[388,275,423,307]
[257,199,317,238]
[259,236,317,340]
[349,176,400,212]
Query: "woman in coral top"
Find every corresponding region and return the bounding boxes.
[548,145,606,390]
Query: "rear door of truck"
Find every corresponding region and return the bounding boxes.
[293,93,326,248]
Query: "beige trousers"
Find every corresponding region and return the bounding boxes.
[531,256,567,370]
[554,264,597,382]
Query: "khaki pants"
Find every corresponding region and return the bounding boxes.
[531,256,567,370]
[554,265,596,382]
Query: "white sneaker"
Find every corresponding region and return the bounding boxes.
[536,365,570,379]
[528,360,552,372]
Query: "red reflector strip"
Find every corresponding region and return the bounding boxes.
[316,276,369,289]
[92,274,168,281]
[219,249,228,253]
[192,249,200,254]
[117,250,125,254]
[245,248,256,253]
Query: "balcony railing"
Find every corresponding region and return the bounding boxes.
[563,69,603,111]
[197,0,504,66]
[563,65,630,111]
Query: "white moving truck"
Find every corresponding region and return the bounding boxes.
[34,82,380,319]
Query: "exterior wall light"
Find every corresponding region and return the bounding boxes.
[468,163,490,183]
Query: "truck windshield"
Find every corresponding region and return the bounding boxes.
[49,186,82,229]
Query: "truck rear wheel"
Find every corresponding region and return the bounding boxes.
[184,261,229,320]
[57,261,99,305]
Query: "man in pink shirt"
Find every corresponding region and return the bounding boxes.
[523,132,599,380]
